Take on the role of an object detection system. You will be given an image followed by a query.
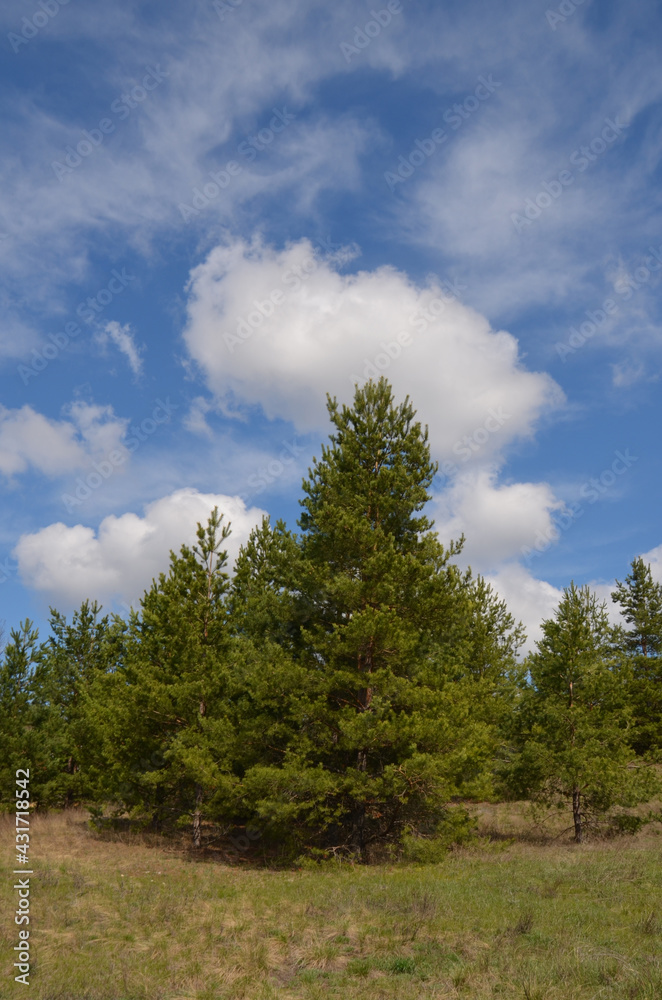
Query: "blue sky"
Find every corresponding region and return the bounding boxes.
[1,0,661,646]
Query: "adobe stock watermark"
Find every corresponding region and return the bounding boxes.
[546,0,587,30]
[339,1,406,62]
[8,0,71,54]
[51,63,170,181]
[178,108,296,222]
[351,332,413,387]
[384,76,501,192]
[17,268,135,385]
[61,397,178,512]
[555,244,662,362]
[238,438,306,500]
[521,449,638,561]
[350,279,466,387]
[0,555,19,586]
[512,116,628,233]
[438,407,512,479]
[13,767,32,986]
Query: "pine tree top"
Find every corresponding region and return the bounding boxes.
[612,557,662,657]
[299,377,438,553]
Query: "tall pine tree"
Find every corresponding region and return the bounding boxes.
[235,378,495,857]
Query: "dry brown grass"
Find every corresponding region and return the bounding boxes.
[1,805,661,999]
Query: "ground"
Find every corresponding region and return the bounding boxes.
[1,803,661,999]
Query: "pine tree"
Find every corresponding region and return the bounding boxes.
[502,583,657,841]
[32,601,120,807]
[0,621,40,808]
[612,557,662,658]
[88,508,237,846]
[230,516,310,653]
[612,557,662,754]
[458,576,526,796]
[235,378,491,858]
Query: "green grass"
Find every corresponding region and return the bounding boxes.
[1,806,661,999]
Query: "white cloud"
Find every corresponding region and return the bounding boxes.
[14,487,266,611]
[587,579,625,630]
[433,468,563,571]
[183,395,214,437]
[2,0,661,338]
[182,237,570,615]
[380,1,662,325]
[98,321,143,377]
[66,401,129,455]
[485,562,563,652]
[182,236,564,461]
[611,359,647,387]
[641,542,662,584]
[487,568,634,655]
[0,0,378,309]
[0,401,127,479]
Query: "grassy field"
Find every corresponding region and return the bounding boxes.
[2,805,661,999]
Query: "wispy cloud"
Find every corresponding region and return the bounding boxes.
[98,320,144,377]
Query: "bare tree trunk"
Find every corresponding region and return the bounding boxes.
[192,784,203,849]
[572,788,582,843]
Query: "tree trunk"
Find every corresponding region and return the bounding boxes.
[192,784,203,849]
[351,800,366,858]
[64,756,76,807]
[572,788,583,843]
[353,633,375,859]
[351,747,368,858]
[357,635,374,713]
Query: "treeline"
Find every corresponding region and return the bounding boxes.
[1,380,660,858]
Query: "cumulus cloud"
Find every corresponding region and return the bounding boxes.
[182,236,564,462]
[13,488,266,611]
[433,468,563,570]
[0,401,127,479]
[641,542,662,584]
[485,562,563,652]
[488,568,633,655]
[181,236,570,622]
